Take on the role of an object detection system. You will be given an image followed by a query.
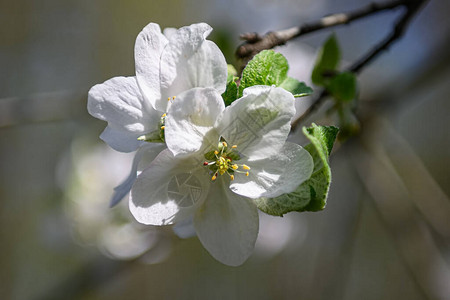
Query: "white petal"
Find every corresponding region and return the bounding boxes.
[134,23,169,110]
[88,76,161,152]
[130,150,210,225]
[216,85,296,160]
[172,217,197,239]
[99,126,142,153]
[194,178,259,266]
[162,27,177,40]
[159,23,227,110]
[230,142,314,198]
[165,88,224,156]
[110,143,166,207]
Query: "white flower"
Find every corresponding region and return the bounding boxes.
[130,85,314,266]
[87,22,227,152]
[87,22,227,205]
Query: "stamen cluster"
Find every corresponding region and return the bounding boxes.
[203,138,250,181]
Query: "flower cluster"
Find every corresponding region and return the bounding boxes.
[88,22,313,266]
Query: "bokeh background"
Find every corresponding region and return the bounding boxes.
[1,0,450,299]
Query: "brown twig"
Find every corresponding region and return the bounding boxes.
[236,0,408,70]
[290,0,429,131]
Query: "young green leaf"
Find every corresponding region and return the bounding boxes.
[222,77,239,106]
[226,64,238,82]
[328,71,357,102]
[311,34,341,86]
[280,77,314,97]
[239,50,288,97]
[254,124,339,216]
[239,50,313,97]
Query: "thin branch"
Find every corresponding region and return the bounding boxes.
[290,0,429,131]
[236,0,407,69]
[349,0,429,74]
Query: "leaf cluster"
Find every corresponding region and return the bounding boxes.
[312,35,357,103]
[222,50,313,106]
[312,35,360,140]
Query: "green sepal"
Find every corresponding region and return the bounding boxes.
[239,50,313,98]
[227,151,241,161]
[311,34,341,86]
[137,130,165,143]
[204,151,217,161]
[254,124,339,216]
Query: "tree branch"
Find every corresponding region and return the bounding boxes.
[236,0,408,69]
[290,0,429,131]
[349,0,428,74]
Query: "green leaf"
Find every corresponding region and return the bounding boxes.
[239,50,314,98]
[328,72,357,102]
[304,123,339,157]
[226,64,238,82]
[254,124,339,216]
[280,77,313,97]
[239,50,289,97]
[311,34,341,86]
[222,77,239,106]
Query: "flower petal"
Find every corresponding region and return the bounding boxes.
[110,143,166,207]
[130,149,210,225]
[159,23,227,110]
[194,178,259,266]
[98,126,142,153]
[165,88,224,156]
[88,76,161,152]
[230,142,314,198]
[162,27,177,40]
[216,85,296,160]
[172,216,197,239]
[134,23,169,110]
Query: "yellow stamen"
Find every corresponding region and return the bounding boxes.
[162,113,166,117]
[245,171,249,176]
[230,175,234,180]
[231,164,238,170]
[214,150,219,155]
[243,164,250,170]
[232,145,237,149]
[172,96,176,100]
[160,126,165,130]
[222,142,227,147]
[167,97,171,101]
[211,174,217,181]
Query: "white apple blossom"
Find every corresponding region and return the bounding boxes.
[87,22,227,206]
[130,85,314,266]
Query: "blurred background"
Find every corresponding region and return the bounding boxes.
[1,0,450,299]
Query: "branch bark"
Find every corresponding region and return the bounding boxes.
[290,0,429,131]
[236,0,408,69]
